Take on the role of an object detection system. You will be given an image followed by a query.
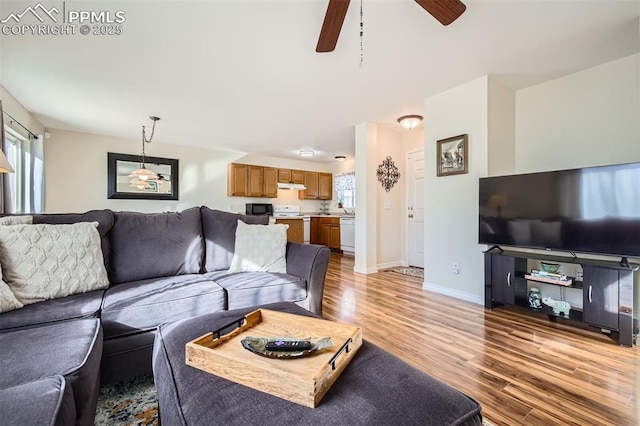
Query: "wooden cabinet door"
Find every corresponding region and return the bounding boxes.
[318,173,333,200]
[264,167,278,198]
[227,163,248,196]
[301,171,319,199]
[319,223,331,247]
[491,255,515,305]
[583,266,619,330]
[278,169,291,183]
[310,218,320,244]
[330,223,341,249]
[248,166,264,197]
[291,170,305,184]
[275,219,304,243]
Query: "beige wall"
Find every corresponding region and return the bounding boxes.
[421,54,639,306]
[44,129,332,213]
[516,53,640,172]
[423,76,490,304]
[1,86,45,137]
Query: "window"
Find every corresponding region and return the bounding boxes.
[3,125,43,213]
[335,171,356,208]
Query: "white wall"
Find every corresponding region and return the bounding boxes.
[487,77,516,176]
[516,54,640,172]
[44,129,332,213]
[376,125,405,269]
[1,86,45,137]
[354,122,378,274]
[423,76,489,304]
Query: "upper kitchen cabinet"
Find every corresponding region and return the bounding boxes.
[247,165,264,197]
[228,163,277,198]
[300,172,332,200]
[263,167,278,198]
[301,171,319,199]
[227,163,248,196]
[318,173,332,200]
[278,169,305,184]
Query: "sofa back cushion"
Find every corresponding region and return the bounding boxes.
[0,222,109,305]
[201,208,270,272]
[109,207,203,284]
[32,210,114,272]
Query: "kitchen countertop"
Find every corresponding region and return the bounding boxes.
[274,214,355,219]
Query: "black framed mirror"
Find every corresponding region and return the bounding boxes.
[107,152,179,200]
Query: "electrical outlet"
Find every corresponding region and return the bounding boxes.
[452,262,460,275]
[575,266,584,281]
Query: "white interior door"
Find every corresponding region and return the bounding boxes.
[407,150,425,268]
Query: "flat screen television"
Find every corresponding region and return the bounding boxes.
[478,162,640,259]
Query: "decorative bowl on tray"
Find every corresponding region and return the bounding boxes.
[540,262,561,273]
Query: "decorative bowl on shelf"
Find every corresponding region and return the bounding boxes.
[540,262,561,273]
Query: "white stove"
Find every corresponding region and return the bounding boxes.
[273,204,302,217]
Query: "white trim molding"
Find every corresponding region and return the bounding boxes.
[354,266,379,275]
[422,282,484,305]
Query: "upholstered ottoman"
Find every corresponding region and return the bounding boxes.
[153,302,483,425]
[0,375,76,426]
[0,318,103,426]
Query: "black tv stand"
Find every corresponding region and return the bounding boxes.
[484,249,637,347]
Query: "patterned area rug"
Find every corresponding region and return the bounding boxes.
[385,266,424,278]
[94,373,493,425]
[94,374,158,425]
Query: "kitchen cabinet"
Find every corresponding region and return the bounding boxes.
[301,171,319,199]
[263,167,278,198]
[227,163,248,196]
[315,217,340,250]
[228,164,277,198]
[248,166,264,197]
[318,173,333,200]
[275,218,304,243]
[278,169,305,184]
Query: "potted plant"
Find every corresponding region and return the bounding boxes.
[337,198,343,209]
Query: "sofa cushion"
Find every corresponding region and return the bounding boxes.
[205,271,307,310]
[0,318,103,426]
[32,209,114,272]
[0,223,109,305]
[109,207,203,284]
[0,222,109,305]
[0,376,76,426]
[101,274,226,339]
[201,208,269,272]
[229,220,287,273]
[0,289,105,332]
[0,276,22,313]
[0,215,32,225]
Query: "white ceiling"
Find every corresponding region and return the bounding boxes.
[1,0,638,162]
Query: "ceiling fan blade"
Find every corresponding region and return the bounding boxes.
[316,0,351,53]
[414,0,466,26]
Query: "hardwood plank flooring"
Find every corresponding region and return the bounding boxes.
[321,253,639,425]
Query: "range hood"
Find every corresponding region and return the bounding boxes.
[277,182,307,190]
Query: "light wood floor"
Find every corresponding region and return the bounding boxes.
[321,253,639,425]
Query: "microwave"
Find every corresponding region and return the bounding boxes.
[245,203,273,216]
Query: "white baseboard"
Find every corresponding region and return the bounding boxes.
[422,282,484,305]
[376,261,404,269]
[354,266,379,275]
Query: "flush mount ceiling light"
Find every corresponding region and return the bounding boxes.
[299,149,315,157]
[129,116,160,184]
[397,115,423,130]
[335,155,346,162]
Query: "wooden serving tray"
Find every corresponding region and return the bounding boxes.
[185,309,362,408]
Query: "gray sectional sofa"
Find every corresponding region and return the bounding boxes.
[0,207,331,425]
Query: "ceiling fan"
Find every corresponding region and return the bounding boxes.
[316,0,466,53]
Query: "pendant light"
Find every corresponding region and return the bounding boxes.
[129,116,160,184]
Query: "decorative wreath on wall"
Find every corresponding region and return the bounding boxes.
[376,156,400,192]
